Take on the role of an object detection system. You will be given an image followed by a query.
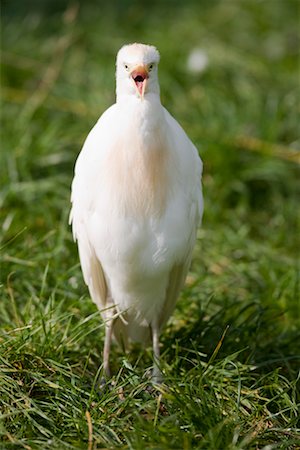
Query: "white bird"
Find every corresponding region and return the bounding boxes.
[70,43,203,383]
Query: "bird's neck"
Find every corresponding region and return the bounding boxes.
[116,91,160,106]
[103,93,171,217]
[116,94,164,135]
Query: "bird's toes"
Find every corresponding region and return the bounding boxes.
[98,376,114,393]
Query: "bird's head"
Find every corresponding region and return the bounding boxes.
[116,43,160,101]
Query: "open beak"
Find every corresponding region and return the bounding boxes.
[131,65,149,99]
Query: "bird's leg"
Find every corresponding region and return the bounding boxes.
[151,319,163,384]
[99,318,113,390]
[103,318,113,379]
[99,304,118,390]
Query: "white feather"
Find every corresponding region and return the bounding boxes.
[70,43,203,376]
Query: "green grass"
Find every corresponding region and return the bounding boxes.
[1,0,299,448]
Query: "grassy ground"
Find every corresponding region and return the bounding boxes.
[1,0,299,448]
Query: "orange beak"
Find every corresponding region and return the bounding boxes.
[130,65,149,98]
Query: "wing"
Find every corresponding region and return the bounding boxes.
[70,179,107,310]
[70,106,117,310]
[163,106,203,222]
[159,108,204,329]
[159,210,198,330]
[75,221,107,311]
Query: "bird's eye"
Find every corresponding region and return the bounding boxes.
[124,64,129,70]
[149,64,154,70]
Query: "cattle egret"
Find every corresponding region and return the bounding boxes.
[70,43,203,383]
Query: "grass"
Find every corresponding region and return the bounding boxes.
[1,0,299,448]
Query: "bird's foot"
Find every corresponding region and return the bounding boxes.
[151,366,163,385]
[98,376,111,392]
[98,372,116,393]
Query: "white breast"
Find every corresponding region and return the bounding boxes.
[71,96,202,330]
